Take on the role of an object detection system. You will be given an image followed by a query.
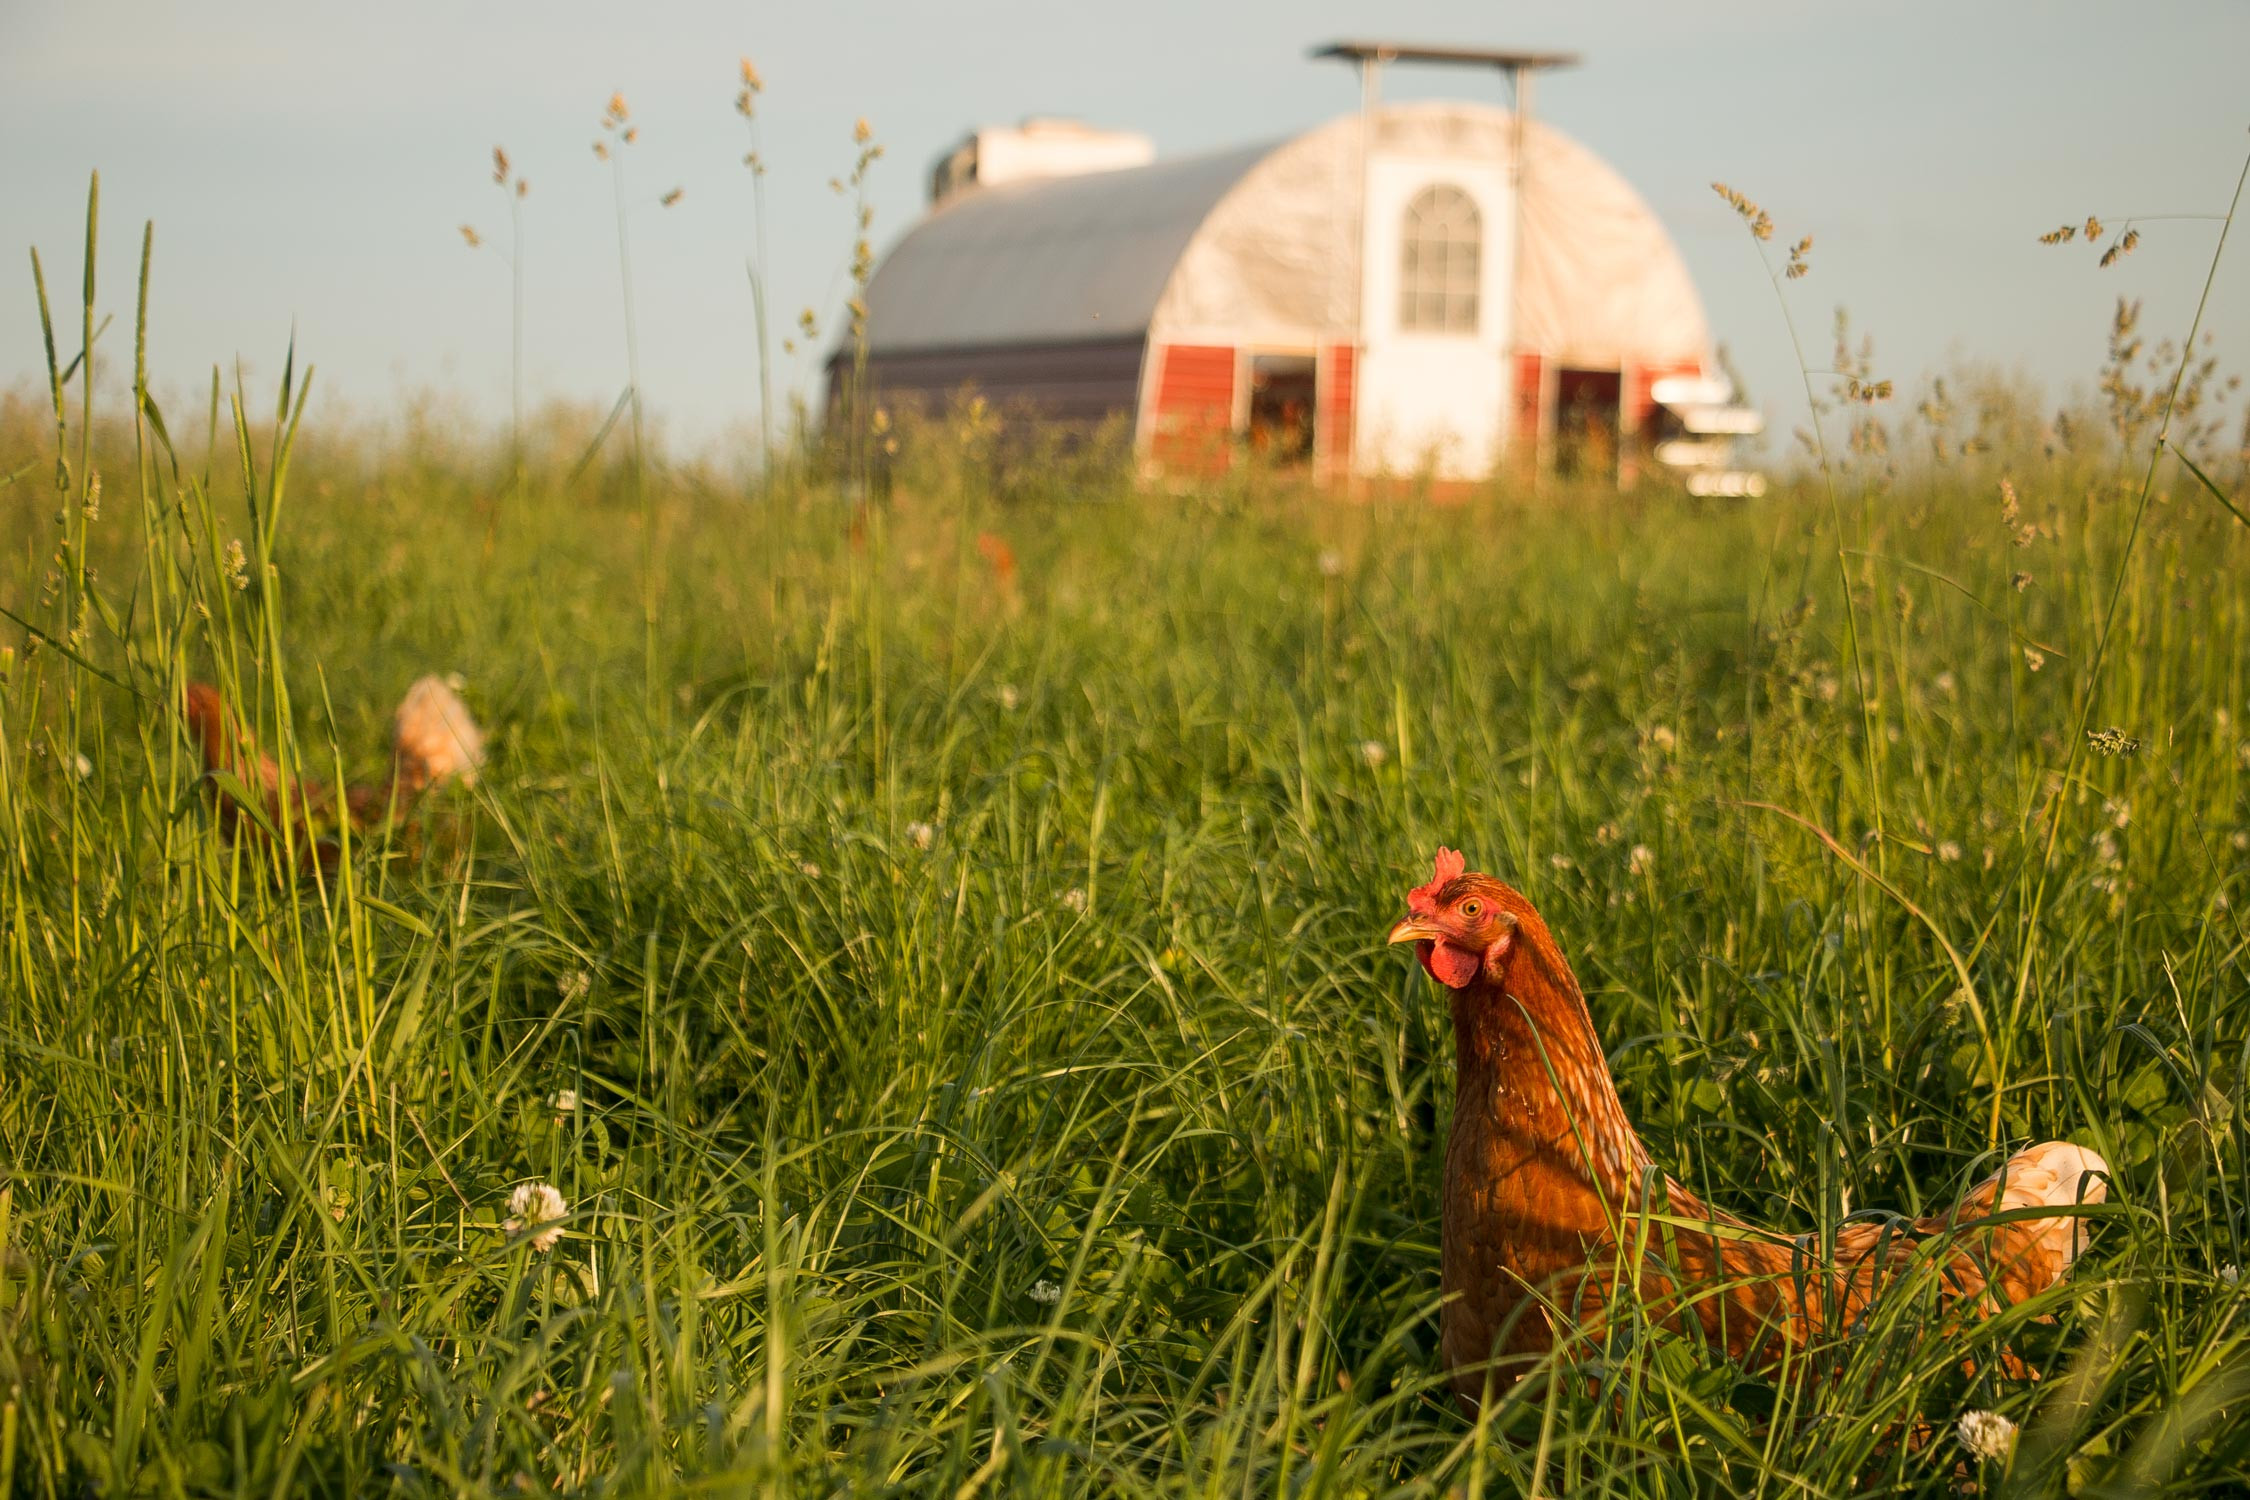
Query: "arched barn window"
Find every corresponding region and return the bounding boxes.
[1399,185,1482,334]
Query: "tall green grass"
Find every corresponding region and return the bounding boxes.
[3,180,2250,1496]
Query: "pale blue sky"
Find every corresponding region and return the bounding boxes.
[5,2,2246,456]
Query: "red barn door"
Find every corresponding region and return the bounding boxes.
[1148,343,1237,475]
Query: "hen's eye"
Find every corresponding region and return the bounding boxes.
[1460,899,1482,918]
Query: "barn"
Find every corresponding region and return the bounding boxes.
[838,82,1756,488]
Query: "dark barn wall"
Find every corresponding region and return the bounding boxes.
[829,338,1147,428]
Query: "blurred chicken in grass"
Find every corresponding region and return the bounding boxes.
[183,674,484,876]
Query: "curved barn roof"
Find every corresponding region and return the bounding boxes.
[859,101,1710,368]
[857,143,1271,352]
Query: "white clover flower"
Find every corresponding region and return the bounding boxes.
[1934,671,1957,697]
[1628,845,1655,877]
[1647,725,1678,754]
[71,753,93,780]
[2106,798,2131,830]
[1359,740,1388,768]
[2023,647,2046,673]
[2221,1264,2240,1286]
[1029,1278,1062,1305]
[1316,549,1345,578]
[1956,1409,2017,1462]
[1060,888,1088,914]
[505,1182,569,1252]
[558,971,591,1004]
[996,684,1020,711]
[1549,854,1574,871]
[905,820,935,851]
[800,861,823,879]
[1594,822,1619,847]
[1816,675,1840,702]
[552,1089,580,1115]
[1937,841,1962,863]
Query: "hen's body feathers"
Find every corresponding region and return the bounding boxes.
[1393,851,2107,1405]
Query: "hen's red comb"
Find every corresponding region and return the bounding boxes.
[1407,847,1467,914]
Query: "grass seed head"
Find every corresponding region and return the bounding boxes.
[2087,726,2141,757]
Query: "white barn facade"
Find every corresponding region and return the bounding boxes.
[843,101,1724,485]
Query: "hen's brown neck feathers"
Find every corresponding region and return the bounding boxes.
[1451,902,1652,1199]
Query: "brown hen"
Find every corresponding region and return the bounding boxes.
[184,676,484,875]
[1387,848,2107,1407]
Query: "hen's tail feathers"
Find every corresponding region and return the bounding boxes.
[391,676,485,798]
[1934,1140,2110,1307]
[183,682,295,825]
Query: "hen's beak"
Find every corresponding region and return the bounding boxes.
[1387,916,1441,945]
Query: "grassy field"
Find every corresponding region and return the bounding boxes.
[4,202,2250,1498]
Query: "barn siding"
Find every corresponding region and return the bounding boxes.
[1512,353,1545,458]
[1623,357,1702,435]
[838,337,1146,427]
[1149,343,1238,473]
[1320,344,1355,480]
